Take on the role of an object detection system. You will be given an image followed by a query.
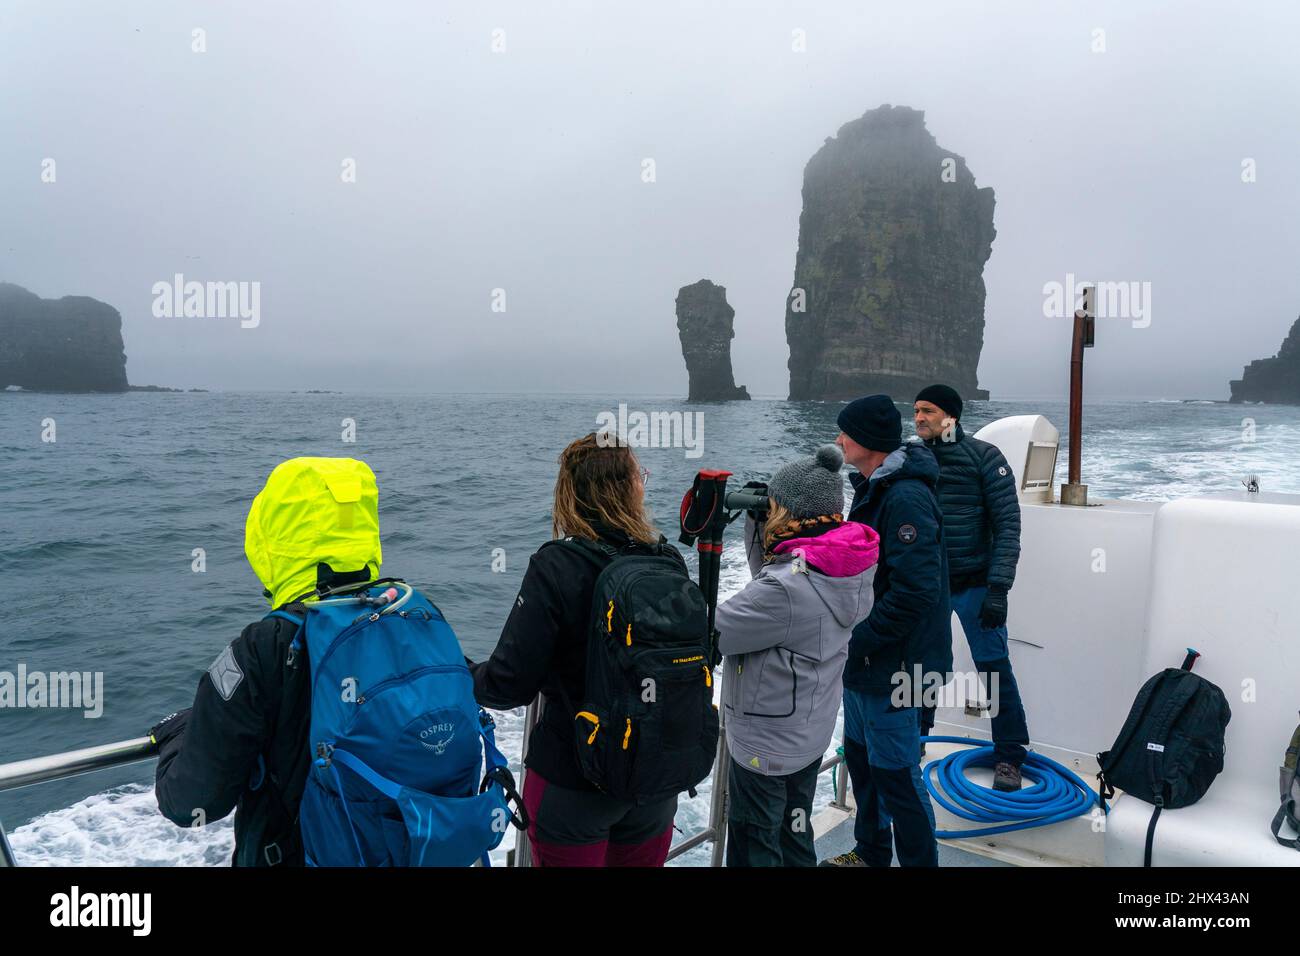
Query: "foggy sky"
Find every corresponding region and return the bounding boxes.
[3,0,1298,400]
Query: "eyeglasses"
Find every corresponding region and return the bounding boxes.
[638,467,650,486]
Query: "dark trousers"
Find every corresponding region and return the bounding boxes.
[523,771,676,867]
[726,755,821,867]
[843,688,937,867]
[920,586,1030,768]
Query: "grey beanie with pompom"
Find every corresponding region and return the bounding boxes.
[766,443,846,520]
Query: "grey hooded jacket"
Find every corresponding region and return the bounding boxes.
[715,516,879,776]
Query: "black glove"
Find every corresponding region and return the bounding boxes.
[149,708,191,748]
[979,588,1008,629]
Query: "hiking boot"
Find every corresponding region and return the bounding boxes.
[819,850,867,867]
[993,761,1022,792]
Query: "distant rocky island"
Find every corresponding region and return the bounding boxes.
[675,280,749,401]
[1230,316,1300,404]
[784,105,995,401]
[0,282,128,392]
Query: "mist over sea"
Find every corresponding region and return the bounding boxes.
[3,391,1297,865]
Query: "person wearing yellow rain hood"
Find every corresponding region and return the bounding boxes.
[151,457,382,866]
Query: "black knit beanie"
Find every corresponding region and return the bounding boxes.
[837,395,902,453]
[914,384,963,421]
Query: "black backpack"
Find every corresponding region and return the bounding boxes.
[1097,650,1231,865]
[550,536,720,803]
[1271,718,1300,850]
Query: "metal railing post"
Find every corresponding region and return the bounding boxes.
[511,695,542,867]
[833,746,850,809]
[0,822,16,868]
[706,709,729,867]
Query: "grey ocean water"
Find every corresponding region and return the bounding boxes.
[2,392,1297,865]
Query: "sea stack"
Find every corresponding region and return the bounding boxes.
[785,105,996,401]
[1230,316,1300,404]
[676,279,749,401]
[0,283,128,392]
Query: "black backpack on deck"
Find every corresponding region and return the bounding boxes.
[1271,718,1300,850]
[1097,649,1231,865]
[549,536,720,804]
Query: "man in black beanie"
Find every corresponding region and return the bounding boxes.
[820,395,951,868]
[914,384,1029,792]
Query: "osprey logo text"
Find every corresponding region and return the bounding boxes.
[418,721,457,754]
[49,886,151,936]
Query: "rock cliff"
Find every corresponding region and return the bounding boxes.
[676,279,749,401]
[785,105,995,401]
[0,283,128,392]
[1230,316,1300,404]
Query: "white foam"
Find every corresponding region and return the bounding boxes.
[10,784,234,867]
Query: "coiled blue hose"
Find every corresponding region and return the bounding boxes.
[921,735,1103,839]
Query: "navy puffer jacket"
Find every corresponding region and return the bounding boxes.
[923,424,1021,592]
[843,443,953,696]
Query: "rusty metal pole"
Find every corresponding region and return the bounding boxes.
[1061,288,1095,506]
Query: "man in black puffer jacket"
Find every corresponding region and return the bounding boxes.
[914,384,1030,792]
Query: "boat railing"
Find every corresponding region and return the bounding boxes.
[0,735,159,867]
[0,683,852,868]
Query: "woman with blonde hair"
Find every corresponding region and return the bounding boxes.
[714,444,879,866]
[471,432,692,866]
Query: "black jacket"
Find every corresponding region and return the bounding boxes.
[471,527,686,791]
[923,424,1021,593]
[153,611,311,866]
[843,443,953,695]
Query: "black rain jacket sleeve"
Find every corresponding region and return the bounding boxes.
[154,623,274,828]
[849,481,943,657]
[979,443,1022,592]
[471,553,565,711]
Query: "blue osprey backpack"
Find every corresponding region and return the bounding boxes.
[268,579,525,866]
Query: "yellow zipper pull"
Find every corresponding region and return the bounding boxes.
[623,718,632,750]
[606,600,614,633]
[703,666,712,688]
[625,622,632,646]
[577,711,600,745]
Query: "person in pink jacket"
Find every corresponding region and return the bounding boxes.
[714,444,880,866]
